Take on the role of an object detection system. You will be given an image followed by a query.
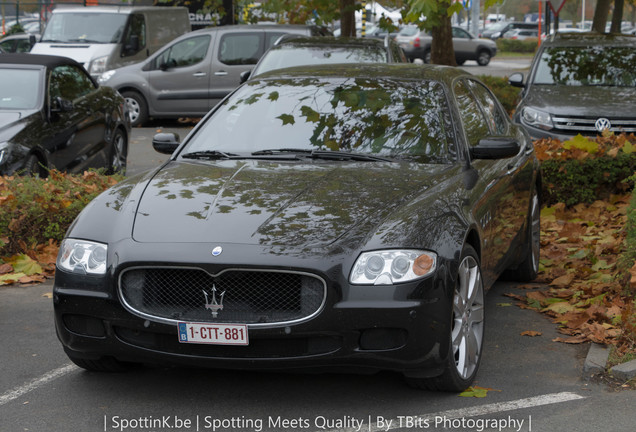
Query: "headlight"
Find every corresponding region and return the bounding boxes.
[98,69,116,84]
[521,107,554,130]
[89,55,109,75]
[350,249,437,285]
[57,239,108,275]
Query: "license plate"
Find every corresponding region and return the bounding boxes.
[177,322,249,345]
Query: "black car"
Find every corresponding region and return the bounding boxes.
[0,54,130,176]
[54,64,540,391]
[509,33,636,140]
[241,36,408,82]
[480,21,539,40]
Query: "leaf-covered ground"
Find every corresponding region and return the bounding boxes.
[506,195,636,355]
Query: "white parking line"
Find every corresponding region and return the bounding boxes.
[323,392,585,432]
[0,364,76,406]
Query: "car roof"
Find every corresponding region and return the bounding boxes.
[188,24,330,36]
[542,32,636,47]
[0,52,83,69]
[251,63,470,84]
[273,36,387,49]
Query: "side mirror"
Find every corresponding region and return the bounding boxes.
[29,34,36,47]
[152,132,180,154]
[51,97,74,113]
[239,70,251,84]
[508,72,525,88]
[470,138,520,160]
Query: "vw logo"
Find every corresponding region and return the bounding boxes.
[595,118,612,132]
[211,246,223,256]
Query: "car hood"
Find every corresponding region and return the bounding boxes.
[31,42,117,70]
[132,160,450,248]
[523,85,636,117]
[0,111,27,141]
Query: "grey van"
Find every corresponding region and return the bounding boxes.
[99,24,331,126]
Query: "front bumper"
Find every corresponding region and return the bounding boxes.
[53,244,454,378]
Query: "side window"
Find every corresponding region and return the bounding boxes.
[0,40,13,52]
[123,14,146,56]
[452,28,470,39]
[49,65,96,101]
[454,80,490,147]
[155,35,210,69]
[467,80,508,135]
[219,33,262,65]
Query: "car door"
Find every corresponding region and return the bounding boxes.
[452,27,474,60]
[146,34,213,116]
[44,64,107,173]
[454,79,527,284]
[469,78,533,269]
[208,30,265,109]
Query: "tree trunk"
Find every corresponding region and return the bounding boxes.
[591,0,612,33]
[431,10,456,66]
[220,0,235,26]
[339,0,356,37]
[610,0,625,33]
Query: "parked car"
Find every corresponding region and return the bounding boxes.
[509,32,636,140]
[1,17,40,36]
[54,63,540,391]
[99,24,332,126]
[31,6,191,79]
[0,54,130,176]
[395,25,497,65]
[241,36,407,82]
[480,21,539,39]
[503,28,539,41]
[0,32,40,53]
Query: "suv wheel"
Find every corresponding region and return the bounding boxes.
[477,50,491,66]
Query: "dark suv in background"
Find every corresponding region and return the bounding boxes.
[509,32,636,140]
[481,21,539,39]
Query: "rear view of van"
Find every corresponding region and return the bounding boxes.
[32,6,191,78]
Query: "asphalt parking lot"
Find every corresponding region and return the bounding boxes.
[1,278,634,432]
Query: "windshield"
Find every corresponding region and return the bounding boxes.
[0,68,42,110]
[41,12,128,43]
[486,21,508,31]
[252,46,387,77]
[398,25,419,37]
[184,77,453,163]
[533,45,636,87]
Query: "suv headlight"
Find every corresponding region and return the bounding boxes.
[0,142,8,166]
[89,55,109,75]
[521,107,554,130]
[350,249,437,285]
[57,239,108,275]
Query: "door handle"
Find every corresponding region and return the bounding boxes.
[214,71,228,76]
[193,72,206,77]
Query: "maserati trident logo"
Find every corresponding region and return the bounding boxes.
[595,118,611,132]
[203,285,225,318]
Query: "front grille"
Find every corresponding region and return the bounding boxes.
[119,268,326,326]
[552,115,636,135]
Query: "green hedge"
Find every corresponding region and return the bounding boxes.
[540,153,636,207]
[496,38,539,54]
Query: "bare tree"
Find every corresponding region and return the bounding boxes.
[592,0,612,32]
[610,0,625,32]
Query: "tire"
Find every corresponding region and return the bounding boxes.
[406,245,485,392]
[510,189,541,282]
[108,128,128,175]
[21,154,44,177]
[477,50,491,66]
[121,91,148,127]
[423,50,431,64]
[67,354,134,372]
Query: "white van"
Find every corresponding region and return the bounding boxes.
[32,6,191,78]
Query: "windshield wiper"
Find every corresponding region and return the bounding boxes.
[180,150,239,160]
[309,150,392,162]
[251,148,313,155]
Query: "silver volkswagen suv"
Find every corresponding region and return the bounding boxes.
[509,32,636,140]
